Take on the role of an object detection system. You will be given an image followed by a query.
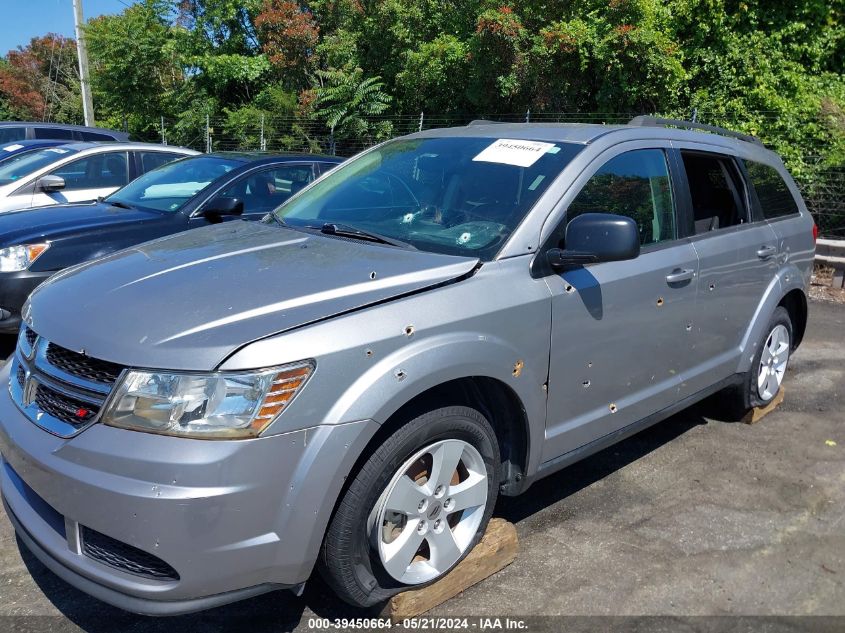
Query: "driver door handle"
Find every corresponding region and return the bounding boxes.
[665,268,696,284]
[757,245,777,259]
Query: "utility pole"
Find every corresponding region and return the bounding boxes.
[72,0,95,126]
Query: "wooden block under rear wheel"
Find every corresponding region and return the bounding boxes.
[742,387,786,425]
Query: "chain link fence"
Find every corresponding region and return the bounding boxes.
[150,112,845,238]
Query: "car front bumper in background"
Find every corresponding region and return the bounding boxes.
[0,362,378,614]
[0,271,51,333]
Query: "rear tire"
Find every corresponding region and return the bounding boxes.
[319,406,500,607]
[725,306,793,413]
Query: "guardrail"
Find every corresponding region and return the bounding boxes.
[816,238,845,289]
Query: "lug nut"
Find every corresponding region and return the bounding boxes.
[434,485,444,497]
[434,519,441,530]
[444,498,452,510]
[417,520,426,533]
[418,499,426,511]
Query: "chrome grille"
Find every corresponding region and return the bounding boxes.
[34,385,99,427]
[46,343,123,385]
[9,325,124,437]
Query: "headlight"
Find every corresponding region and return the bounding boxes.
[102,361,314,439]
[0,243,50,272]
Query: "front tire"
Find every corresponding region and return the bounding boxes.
[319,406,500,607]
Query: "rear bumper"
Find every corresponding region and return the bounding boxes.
[0,271,50,333]
[0,362,379,614]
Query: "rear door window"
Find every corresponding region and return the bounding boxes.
[0,127,26,143]
[566,149,676,246]
[138,151,186,173]
[681,152,749,234]
[50,152,129,190]
[744,161,799,219]
[34,127,76,140]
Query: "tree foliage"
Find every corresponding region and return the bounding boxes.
[0,34,81,122]
[314,67,391,139]
[1,0,842,177]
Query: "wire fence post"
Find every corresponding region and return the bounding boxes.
[418,111,424,132]
[525,108,531,123]
[160,116,166,145]
[260,114,266,151]
[205,114,212,153]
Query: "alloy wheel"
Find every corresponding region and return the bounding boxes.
[757,323,790,401]
[369,439,488,584]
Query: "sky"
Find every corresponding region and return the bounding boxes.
[0,0,128,54]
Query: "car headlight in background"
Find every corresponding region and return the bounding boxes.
[101,361,314,439]
[0,243,50,272]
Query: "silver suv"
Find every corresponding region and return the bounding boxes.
[0,118,815,614]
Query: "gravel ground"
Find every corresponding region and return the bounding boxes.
[0,301,843,632]
[810,266,845,304]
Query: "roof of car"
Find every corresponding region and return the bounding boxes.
[409,120,779,161]
[205,151,344,163]
[0,121,125,134]
[0,139,68,148]
[31,141,198,153]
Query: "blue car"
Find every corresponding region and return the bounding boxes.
[0,139,70,166]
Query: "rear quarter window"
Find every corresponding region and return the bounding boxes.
[81,131,117,141]
[745,161,800,219]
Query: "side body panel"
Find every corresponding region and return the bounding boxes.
[539,140,700,462]
[543,243,699,462]
[682,223,779,395]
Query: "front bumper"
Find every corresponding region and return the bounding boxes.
[0,270,51,333]
[0,363,378,614]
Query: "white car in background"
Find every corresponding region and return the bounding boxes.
[0,142,198,213]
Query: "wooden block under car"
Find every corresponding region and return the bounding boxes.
[381,518,518,621]
[742,387,785,425]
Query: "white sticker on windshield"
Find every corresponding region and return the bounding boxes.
[473,139,556,168]
[46,148,69,154]
[2,144,23,152]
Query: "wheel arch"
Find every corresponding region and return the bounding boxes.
[346,376,532,498]
[778,287,808,350]
[737,268,808,373]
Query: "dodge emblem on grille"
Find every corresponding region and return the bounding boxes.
[22,373,36,406]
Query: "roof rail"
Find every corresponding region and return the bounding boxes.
[628,116,764,146]
[467,119,505,126]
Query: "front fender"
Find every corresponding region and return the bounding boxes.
[325,331,545,428]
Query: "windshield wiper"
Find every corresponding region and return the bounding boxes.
[264,212,287,226]
[320,222,416,250]
[108,200,134,210]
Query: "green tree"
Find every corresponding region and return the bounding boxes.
[85,0,183,137]
[314,67,391,146]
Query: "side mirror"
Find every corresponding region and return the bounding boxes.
[201,197,243,221]
[547,212,640,270]
[36,175,66,193]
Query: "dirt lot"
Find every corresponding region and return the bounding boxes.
[0,301,843,632]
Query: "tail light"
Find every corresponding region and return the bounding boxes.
[812,221,819,243]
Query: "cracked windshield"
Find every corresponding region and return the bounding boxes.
[274,136,582,260]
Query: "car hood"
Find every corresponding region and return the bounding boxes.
[0,201,160,246]
[27,221,479,370]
